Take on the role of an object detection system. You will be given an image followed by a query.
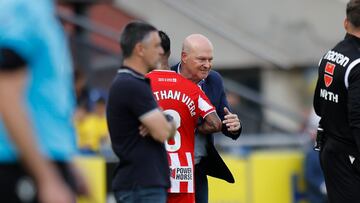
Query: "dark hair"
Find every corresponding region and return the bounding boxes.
[347,0,360,27]
[159,30,171,56]
[120,21,157,58]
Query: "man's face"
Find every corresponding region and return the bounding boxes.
[182,44,213,82]
[141,31,164,71]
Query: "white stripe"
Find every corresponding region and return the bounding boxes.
[169,153,180,193]
[198,95,213,112]
[151,70,175,73]
[185,152,194,193]
[176,63,181,73]
[344,58,360,89]
[318,57,323,67]
[202,109,216,119]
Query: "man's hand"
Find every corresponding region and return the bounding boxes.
[68,163,90,196]
[139,113,175,139]
[37,170,74,203]
[139,124,149,137]
[222,107,241,133]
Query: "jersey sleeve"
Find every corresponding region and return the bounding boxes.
[196,89,216,118]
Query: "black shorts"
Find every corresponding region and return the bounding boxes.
[0,162,76,203]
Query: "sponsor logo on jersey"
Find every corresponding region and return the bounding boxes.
[323,50,349,67]
[170,168,176,179]
[170,166,193,181]
[320,89,338,103]
[158,77,177,83]
[324,62,335,87]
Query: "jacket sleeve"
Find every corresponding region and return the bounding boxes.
[348,64,360,152]
[313,60,322,117]
[211,71,241,140]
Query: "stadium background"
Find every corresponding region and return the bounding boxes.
[56,0,347,202]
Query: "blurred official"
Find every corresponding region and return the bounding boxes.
[0,0,86,203]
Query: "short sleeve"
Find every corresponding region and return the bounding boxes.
[197,88,216,118]
[128,79,159,119]
[0,48,26,70]
[117,78,158,118]
[107,77,159,120]
[0,2,38,65]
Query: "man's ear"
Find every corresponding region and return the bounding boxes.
[134,42,144,57]
[344,18,348,31]
[181,51,187,64]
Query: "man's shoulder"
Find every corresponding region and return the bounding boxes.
[115,73,144,84]
[113,72,150,92]
[208,70,222,79]
[205,70,223,85]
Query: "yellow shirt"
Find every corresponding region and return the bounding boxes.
[75,114,108,152]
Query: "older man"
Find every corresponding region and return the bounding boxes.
[171,34,242,203]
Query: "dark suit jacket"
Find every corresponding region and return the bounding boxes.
[171,64,242,183]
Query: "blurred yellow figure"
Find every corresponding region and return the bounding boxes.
[75,98,109,154]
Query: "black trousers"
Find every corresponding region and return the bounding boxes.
[0,162,76,203]
[320,136,360,203]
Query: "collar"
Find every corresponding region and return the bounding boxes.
[176,62,205,86]
[151,69,175,73]
[117,66,145,80]
[345,33,360,45]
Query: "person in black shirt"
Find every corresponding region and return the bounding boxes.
[106,21,176,203]
[313,0,360,202]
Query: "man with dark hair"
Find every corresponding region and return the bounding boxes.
[0,0,87,203]
[158,31,171,70]
[106,21,176,203]
[171,34,242,203]
[313,0,360,202]
[146,31,222,203]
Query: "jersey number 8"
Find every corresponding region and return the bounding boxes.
[164,109,181,152]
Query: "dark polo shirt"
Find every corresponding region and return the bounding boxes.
[106,66,170,190]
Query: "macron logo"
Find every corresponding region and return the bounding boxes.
[349,155,355,164]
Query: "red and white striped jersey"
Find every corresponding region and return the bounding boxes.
[147,70,215,193]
